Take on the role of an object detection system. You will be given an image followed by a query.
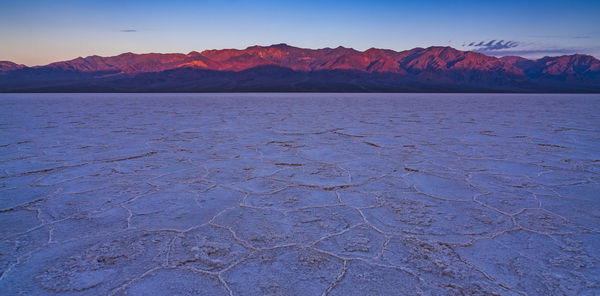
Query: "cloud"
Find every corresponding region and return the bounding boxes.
[484,49,578,57]
[120,29,137,33]
[465,40,519,52]
[460,39,597,58]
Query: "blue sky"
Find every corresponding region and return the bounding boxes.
[1,0,599,65]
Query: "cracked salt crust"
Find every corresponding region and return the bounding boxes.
[0,93,599,295]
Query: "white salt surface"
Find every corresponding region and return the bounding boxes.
[0,93,599,295]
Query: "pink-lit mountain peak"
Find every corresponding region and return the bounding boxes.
[3,44,599,80]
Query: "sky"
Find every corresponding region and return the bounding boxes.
[1,0,599,66]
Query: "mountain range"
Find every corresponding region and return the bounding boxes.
[1,44,599,92]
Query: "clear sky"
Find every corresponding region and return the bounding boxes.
[1,0,599,66]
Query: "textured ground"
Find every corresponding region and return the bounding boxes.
[1,93,599,295]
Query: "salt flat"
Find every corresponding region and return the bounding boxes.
[0,93,599,295]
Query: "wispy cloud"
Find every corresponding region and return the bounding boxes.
[464,40,519,52]
[484,49,579,57]
[460,39,596,58]
[120,29,137,33]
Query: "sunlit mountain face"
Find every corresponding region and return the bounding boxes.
[1,44,599,92]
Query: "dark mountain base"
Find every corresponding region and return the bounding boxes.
[2,66,598,93]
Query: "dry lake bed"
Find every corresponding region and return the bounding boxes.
[1,93,599,295]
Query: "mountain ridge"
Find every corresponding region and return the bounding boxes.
[1,44,599,92]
